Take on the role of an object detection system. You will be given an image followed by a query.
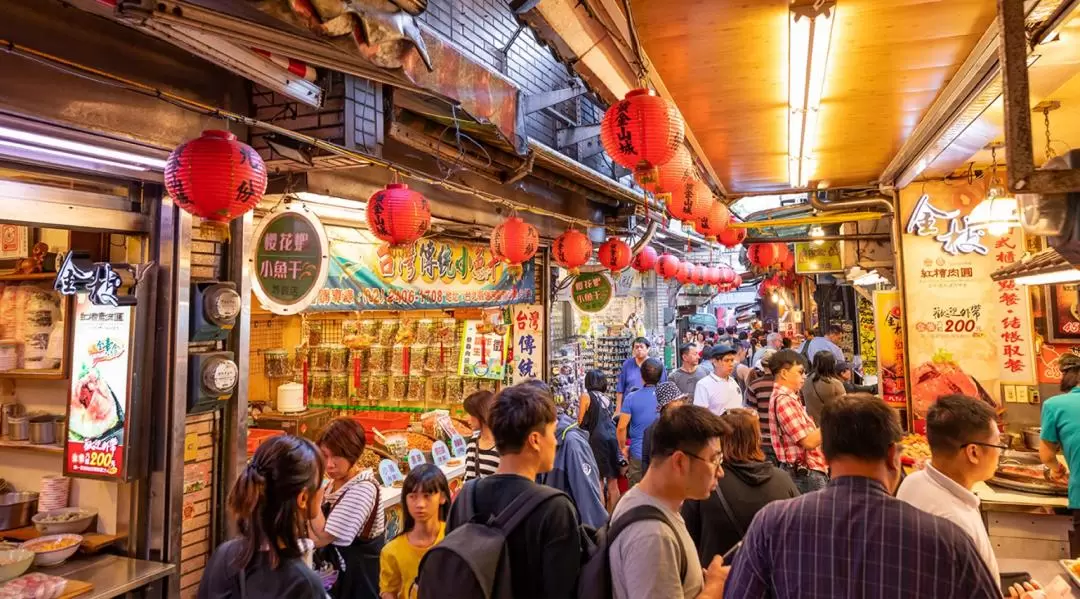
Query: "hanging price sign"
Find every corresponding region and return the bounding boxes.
[431,440,451,466]
[449,434,468,458]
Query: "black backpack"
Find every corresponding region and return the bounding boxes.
[577,504,688,599]
[415,480,565,599]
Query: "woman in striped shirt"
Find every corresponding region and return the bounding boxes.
[463,390,500,481]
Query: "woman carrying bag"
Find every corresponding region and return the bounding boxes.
[309,418,386,599]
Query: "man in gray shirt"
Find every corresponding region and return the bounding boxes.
[610,405,731,599]
[670,344,708,398]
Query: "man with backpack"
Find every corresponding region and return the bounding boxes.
[607,405,732,599]
[538,411,609,528]
[417,383,582,599]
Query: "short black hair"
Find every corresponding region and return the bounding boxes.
[821,394,902,462]
[926,394,997,455]
[585,369,608,393]
[737,332,748,341]
[649,404,732,461]
[680,344,697,358]
[489,383,557,454]
[810,350,839,382]
[827,324,843,335]
[632,336,650,348]
[768,349,807,374]
[641,358,663,385]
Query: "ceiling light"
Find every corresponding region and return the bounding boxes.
[809,224,826,245]
[968,144,1019,236]
[0,125,167,169]
[788,1,836,189]
[0,139,149,172]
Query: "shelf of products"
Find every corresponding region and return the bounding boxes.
[595,335,632,384]
[0,278,70,380]
[550,336,592,418]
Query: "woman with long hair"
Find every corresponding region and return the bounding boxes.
[682,408,798,564]
[379,465,451,599]
[309,418,386,599]
[577,369,622,511]
[198,435,327,598]
[802,350,846,426]
[463,390,500,481]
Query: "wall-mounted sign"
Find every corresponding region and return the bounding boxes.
[250,203,330,315]
[459,320,507,380]
[571,272,613,313]
[511,305,543,384]
[54,252,145,307]
[310,227,535,311]
[65,295,134,480]
[1045,284,1080,343]
[794,241,843,273]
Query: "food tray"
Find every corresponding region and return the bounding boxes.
[987,476,1068,497]
[1060,559,1080,589]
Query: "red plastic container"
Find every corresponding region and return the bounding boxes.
[350,412,412,445]
[247,428,285,455]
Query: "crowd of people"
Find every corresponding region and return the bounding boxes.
[198,330,1062,599]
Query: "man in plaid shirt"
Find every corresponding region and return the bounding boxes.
[767,350,828,493]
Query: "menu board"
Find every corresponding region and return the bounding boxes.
[64,295,133,480]
[250,206,329,315]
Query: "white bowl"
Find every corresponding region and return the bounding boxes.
[21,534,82,566]
[0,549,33,581]
[32,508,96,535]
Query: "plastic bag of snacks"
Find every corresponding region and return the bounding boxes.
[377,321,398,345]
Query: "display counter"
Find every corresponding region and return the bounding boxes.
[976,482,1073,561]
[41,554,174,598]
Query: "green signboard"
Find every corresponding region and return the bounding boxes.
[250,205,329,315]
[571,272,613,313]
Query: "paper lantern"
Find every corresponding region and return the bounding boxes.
[598,238,633,273]
[717,266,737,285]
[704,267,721,286]
[655,145,695,198]
[491,217,539,265]
[690,265,706,286]
[718,226,746,249]
[655,253,681,279]
[365,183,431,246]
[552,229,593,274]
[632,246,659,273]
[779,251,795,272]
[748,243,785,268]
[666,178,712,224]
[165,130,267,230]
[775,244,791,266]
[696,201,731,241]
[675,261,693,284]
[600,89,686,183]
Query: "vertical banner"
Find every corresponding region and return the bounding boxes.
[994,240,1036,385]
[511,305,544,384]
[874,290,906,408]
[857,295,878,376]
[459,320,507,380]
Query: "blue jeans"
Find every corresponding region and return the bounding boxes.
[780,463,829,494]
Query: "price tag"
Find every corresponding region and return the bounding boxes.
[407,449,427,470]
[431,440,451,467]
[450,434,468,458]
[378,459,404,486]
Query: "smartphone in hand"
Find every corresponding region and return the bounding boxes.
[722,541,743,565]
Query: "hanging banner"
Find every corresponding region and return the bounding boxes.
[857,295,878,376]
[613,269,639,297]
[900,181,1034,420]
[459,320,507,380]
[571,272,613,313]
[874,290,906,408]
[794,241,843,273]
[511,305,543,384]
[65,295,133,480]
[309,227,534,311]
[250,204,330,315]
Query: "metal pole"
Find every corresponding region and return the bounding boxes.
[744,233,890,243]
[223,211,254,536]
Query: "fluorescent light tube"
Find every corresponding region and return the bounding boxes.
[0,125,167,169]
[0,139,149,172]
[1014,268,1080,286]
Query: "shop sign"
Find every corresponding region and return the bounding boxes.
[857,295,877,376]
[511,305,543,384]
[450,434,468,458]
[1037,343,1080,385]
[571,272,613,313]
[54,252,142,306]
[1045,284,1080,342]
[794,241,843,273]
[65,295,134,480]
[873,290,906,408]
[459,320,507,380]
[250,204,330,315]
[900,181,1033,420]
[310,227,534,311]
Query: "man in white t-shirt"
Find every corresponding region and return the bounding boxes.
[897,394,1016,592]
[693,345,743,416]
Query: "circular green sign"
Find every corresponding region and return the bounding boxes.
[251,205,329,314]
[571,272,613,313]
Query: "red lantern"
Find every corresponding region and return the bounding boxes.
[655,253,681,279]
[717,266,737,285]
[690,265,707,286]
[164,130,267,228]
[632,246,659,273]
[491,217,539,265]
[748,243,784,268]
[598,238,633,272]
[675,261,693,284]
[600,89,686,181]
[775,244,791,266]
[666,178,712,224]
[695,201,731,241]
[718,226,746,249]
[780,251,795,272]
[552,229,593,274]
[365,183,432,246]
[655,145,695,197]
[703,267,721,285]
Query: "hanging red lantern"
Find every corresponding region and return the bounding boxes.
[632,246,659,272]
[164,130,268,232]
[774,243,791,267]
[655,253,681,279]
[600,89,686,184]
[718,226,746,249]
[665,178,712,226]
[655,145,695,197]
[365,183,432,246]
[703,267,721,286]
[690,265,707,286]
[747,243,785,268]
[598,238,633,273]
[779,250,795,272]
[717,266,737,285]
[491,217,539,265]
[675,261,693,284]
[695,201,731,241]
[552,229,593,274]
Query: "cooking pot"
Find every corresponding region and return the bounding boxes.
[0,493,38,530]
[6,417,28,442]
[28,416,55,445]
[1022,427,1042,451]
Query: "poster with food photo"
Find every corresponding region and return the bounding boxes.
[64,295,132,480]
[1046,283,1080,342]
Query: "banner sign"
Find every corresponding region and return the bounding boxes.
[857,295,878,376]
[55,251,141,307]
[794,241,843,273]
[1045,284,1080,342]
[251,204,330,315]
[65,295,133,480]
[459,320,507,380]
[571,272,613,313]
[511,305,543,383]
[874,290,906,407]
[308,227,534,311]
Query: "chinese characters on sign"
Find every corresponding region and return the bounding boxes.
[459,320,507,381]
[54,252,139,307]
[251,207,328,315]
[993,236,1035,384]
[857,296,877,376]
[571,272,613,313]
[511,305,544,384]
[794,241,843,273]
[905,194,988,257]
[874,290,906,407]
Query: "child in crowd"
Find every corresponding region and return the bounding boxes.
[380,465,451,599]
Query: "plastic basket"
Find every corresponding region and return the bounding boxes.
[350,412,412,445]
[247,428,285,456]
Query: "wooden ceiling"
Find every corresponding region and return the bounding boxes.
[630,0,999,193]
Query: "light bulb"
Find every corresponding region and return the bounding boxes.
[771,292,779,302]
[987,222,1011,236]
[778,298,786,306]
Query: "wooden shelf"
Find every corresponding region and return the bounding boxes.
[0,437,64,454]
[0,272,55,282]
[0,369,67,380]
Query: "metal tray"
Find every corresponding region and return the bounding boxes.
[987,476,1068,497]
